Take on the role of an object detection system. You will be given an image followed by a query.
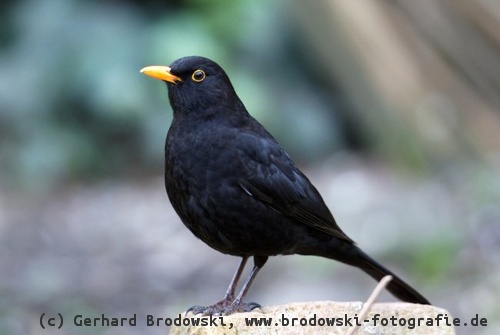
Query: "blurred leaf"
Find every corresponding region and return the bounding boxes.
[414,236,461,284]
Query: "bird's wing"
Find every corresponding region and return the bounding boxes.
[237,134,353,243]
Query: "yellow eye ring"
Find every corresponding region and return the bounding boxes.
[191,69,206,82]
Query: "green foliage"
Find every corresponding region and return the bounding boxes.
[1,0,345,191]
[414,236,462,284]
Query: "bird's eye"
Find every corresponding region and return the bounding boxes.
[191,70,206,82]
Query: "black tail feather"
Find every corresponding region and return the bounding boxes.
[356,249,430,305]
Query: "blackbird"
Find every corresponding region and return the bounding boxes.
[140,56,430,315]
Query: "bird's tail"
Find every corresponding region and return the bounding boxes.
[297,237,430,304]
[354,247,430,305]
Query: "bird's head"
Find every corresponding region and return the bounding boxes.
[141,56,243,118]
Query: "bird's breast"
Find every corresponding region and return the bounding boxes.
[164,124,243,215]
[165,126,236,182]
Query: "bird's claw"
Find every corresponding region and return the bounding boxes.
[186,301,261,316]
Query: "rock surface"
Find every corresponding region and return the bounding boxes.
[169,301,456,335]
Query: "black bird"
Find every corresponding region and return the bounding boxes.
[140,56,430,315]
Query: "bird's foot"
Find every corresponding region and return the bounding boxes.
[187,300,261,316]
[222,301,261,315]
[186,294,233,316]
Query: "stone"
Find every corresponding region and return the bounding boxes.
[169,301,456,335]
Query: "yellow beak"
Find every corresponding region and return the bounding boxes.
[140,65,182,84]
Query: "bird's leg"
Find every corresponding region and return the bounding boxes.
[221,255,268,315]
[221,256,249,302]
[187,257,248,315]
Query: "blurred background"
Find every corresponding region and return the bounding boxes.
[1,0,499,334]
